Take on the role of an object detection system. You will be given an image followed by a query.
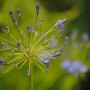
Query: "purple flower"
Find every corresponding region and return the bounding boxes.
[53,18,67,28]
[61,60,72,70]
[68,61,83,75]
[62,60,88,75]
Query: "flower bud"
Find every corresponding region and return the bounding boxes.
[17,9,21,16]
[36,3,40,16]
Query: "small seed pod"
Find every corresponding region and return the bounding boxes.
[53,52,60,57]
[19,29,24,35]
[9,10,13,17]
[25,45,29,51]
[17,9,21,16]
[0,59,7,72]
[42,59,50,72]
[59,48,62,53]
[13,18,18,26]
[65,36,69,45]
[17,41,21,51]
[5,26,10,32]
[1,42,5,48]
[5,42,8,47]
[0,59,7,65]
[26,69,30,76]
[39,18,43,24]
[11,47,15,53]
[27,25,31,32]
[35,31,38,36]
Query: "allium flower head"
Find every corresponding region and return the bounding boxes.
[0,4,68,74]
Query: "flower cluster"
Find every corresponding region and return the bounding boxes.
[61,60,88,75]
[0,4,68,75]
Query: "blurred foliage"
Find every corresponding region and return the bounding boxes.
[39,0,76,12]
[0,0,90,90]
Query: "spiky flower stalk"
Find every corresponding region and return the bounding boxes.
[0,3,68,90]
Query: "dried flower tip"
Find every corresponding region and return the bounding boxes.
[19,29,24,35]
[13,18,17,26]
[35,31,38,36]
[17,41,21,51]
[45,63,50,72]
[27,25,34,32]
[41,31,45,36]
[58,29,63,36]
[5,42,8,47]
[59,48,62,52]
[42,59,50,71]
[3,54,6,59]
[36,3,40,16]
[24,53,28,58]
[65,36,69,45]
[17,9,21,16]
[1,42,5,48]
[53,52,60,57]
[25,45,29,51]
[11,47,15,52]
[5,26,10,32]
[51,35,54,39]
[9,10,13,17]
[39,18,43,24]
[0,59,7,65]
[26,69,30,76]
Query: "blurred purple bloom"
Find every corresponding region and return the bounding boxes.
[68,61,83,75]
[61,60,72,70]
[61,60,88,75]
[70,31,78,41]
[82,33,89,42]
[80,66,88,73]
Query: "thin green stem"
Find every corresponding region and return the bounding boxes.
[29,60,33,90]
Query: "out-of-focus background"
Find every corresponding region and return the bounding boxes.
[0,0,90,90]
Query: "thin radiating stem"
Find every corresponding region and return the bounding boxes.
[29,60,33,90]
